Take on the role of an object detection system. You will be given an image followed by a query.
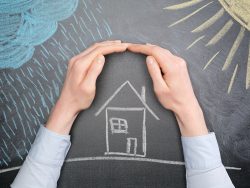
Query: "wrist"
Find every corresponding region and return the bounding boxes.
[46,98,78,135]
[174,103,208,137]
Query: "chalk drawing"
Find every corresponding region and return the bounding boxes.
[247,43,250,89]
[95,81,160,157]
[165,0,250,92]
[0,0,78,69]
[105,107,146,157]
[203,51,220,70]
[168,1,214,28]
[126,138,137,155]
[95,81,160,120]
[0,0,113,167]
[164,0,203,10]
[0,156,242,174]
[228,64,239,94]
[186,35,205,50]
[110,117,128,134]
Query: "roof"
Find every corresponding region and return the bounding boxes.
[95,80,160,120]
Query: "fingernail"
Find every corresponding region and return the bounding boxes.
[115,40,121,43]
[97,55,105,63]
[146,56,153,64]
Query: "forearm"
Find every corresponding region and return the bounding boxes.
[12,98,75,188]
[11,126,71,188]
[46,98,77,135]
[174,99,208,137]
[175,100,234,187]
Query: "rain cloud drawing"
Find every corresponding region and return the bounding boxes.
[0,0,78,69]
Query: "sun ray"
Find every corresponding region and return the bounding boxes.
[164,0,204,10]
[186,35,205,50]
[165,0,250,93]
[246,42,250,89]
[168,1,214,28]
[222,27,245,71]
[206,19,234,46]
[203,50,220,70]
[228,64,239,93]
[192,8,225,33]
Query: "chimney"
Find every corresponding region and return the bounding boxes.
[141,86,146,102]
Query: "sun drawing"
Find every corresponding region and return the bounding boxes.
[164,0,250,94]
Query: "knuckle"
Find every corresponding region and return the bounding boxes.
[154,86,167,96]
[81,84,96,95]
[72,60,83,71]
[74,60,81,67]
[177,58,187,68]
[95,46,102,52]
[164,49,172,55]
[151,46,160,53]
[89,42,99,49]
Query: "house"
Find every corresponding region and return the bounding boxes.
[95,81,159,157]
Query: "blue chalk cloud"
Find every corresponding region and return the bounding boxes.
[0,0,78,69]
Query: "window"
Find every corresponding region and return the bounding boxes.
[110,117,128,134]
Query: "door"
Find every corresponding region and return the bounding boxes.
[127,138,137,155]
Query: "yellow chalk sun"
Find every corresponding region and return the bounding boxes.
[164,0,250,94]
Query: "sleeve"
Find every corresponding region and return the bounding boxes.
[11,126,71,188]
[181,133,235,188]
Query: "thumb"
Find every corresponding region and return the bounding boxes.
[146,56,167,90]
[83,55,105,86]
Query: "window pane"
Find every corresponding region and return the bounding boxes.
[120,125,126,130]
[111,119,119,124]
[110,117,128,133]
[119,119,125,124]
[113,124,119,130]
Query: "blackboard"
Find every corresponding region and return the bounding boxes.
[1,0,250,187]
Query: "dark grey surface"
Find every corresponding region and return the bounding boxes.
[1,0,250,187]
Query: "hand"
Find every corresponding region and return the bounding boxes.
[128,43,208,136]
[46,40,128,135]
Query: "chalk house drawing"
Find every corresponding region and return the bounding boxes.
[95,81,160,157]
[164,0,250,93]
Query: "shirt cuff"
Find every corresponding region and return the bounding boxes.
[181,132,222,170]
[28,126,71,166]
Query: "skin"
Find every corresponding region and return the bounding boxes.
[46,41,208,137]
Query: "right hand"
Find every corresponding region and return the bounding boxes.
[128,43,208,136]
[46,40,128,135]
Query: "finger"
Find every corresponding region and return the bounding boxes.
[146,56,169,91]
[128,44,174,73]
[82,54,105,87]
[70,40,122,64]
[71,43,128,82]
[79,43,128,68]
[80,40,122,57]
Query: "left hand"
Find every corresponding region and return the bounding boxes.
[46,40,128,135]
[127,43,208,136]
